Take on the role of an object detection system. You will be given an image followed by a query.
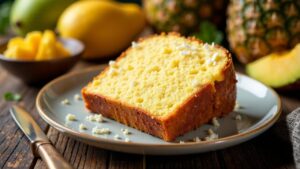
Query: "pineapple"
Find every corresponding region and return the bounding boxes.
[143,0,228,35]
[227,0,300,64]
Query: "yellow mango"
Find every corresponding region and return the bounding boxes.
[57,0,146,59]
[246,44,300,88]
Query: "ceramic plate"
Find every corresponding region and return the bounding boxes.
[36,66,281,155]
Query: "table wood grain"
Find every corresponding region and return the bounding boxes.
[0,61,299,169]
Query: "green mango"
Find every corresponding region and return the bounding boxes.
[10,0,76,35]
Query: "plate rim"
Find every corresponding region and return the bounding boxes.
[36,66,282,147]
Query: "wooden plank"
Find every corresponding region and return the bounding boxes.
[146,152,221,169]
[0,62,97,169]
[108,152,144,169]
[2,136,34,169]
[218,130,294,169]
[0,71,43,169]
[281,94,300,114]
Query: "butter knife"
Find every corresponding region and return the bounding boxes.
[10,105,74,169]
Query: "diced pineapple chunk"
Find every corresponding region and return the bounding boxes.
[36,30,70,60]
[25,31,42,55]
[56,42,71,57]
[36,30,58,60]
[4,37,35,60]
[3,30,71,61]
[7,37,24,48]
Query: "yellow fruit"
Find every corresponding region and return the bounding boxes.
[4,45,35,60]
[36,30,70,60]
[4,37,35,60]
[3,30,70,61]
[56,41,71,57]
[25,31,42,55]
[57,0,146,59]
[7,37,24,48]
[246,44,300,88]
[36,30,57,60]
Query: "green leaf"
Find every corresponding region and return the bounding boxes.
[193,21,224,44]
[3,92,22,101]
[0,1,13,35]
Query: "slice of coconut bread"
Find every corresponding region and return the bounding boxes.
[82,33,237,141]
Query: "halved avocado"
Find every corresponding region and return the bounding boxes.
[246,44,300,90]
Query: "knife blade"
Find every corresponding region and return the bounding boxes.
[10,105,49,143]
[10,105,73,169]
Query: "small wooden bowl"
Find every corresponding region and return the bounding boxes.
[0,38,84,85]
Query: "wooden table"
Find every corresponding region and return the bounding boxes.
[0,60,299,169]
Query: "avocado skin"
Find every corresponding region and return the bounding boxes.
[10,0,76,35]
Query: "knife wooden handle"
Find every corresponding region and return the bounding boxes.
[37,143,74,169]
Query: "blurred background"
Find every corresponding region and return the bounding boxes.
[0,0,299,90]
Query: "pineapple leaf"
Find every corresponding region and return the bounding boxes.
[193,21,223,44]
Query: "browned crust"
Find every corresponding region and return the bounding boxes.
[160,54,236,141]
[82,91,166,138]
[82,33,237,141]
